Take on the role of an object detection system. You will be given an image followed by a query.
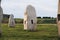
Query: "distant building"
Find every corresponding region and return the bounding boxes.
[3,14,10,19]
[2,14,10,23]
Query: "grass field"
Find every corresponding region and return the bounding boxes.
[0,24,59,40]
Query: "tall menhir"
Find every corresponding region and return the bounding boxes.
[0,0,3,37]
[24,5,37,31]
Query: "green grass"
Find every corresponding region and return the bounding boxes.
[0,24,59,40]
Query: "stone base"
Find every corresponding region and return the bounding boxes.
[24,29,37,32]
[9,26,15,28]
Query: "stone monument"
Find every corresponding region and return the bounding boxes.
[57,0,60,37]
[24,5,37,31]
[0,0,3,36]
[8,14,15,27]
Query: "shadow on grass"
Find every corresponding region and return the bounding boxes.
[0,35,59,40]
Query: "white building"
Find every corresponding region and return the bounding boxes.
[24,5,37,31]
[8,14,15,27]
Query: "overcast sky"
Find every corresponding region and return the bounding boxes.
[1,0,58,18]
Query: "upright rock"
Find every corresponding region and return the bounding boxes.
[24,5,37,31]
[8,14,15,27]
[0,0,3,36]
[57,0,60,37]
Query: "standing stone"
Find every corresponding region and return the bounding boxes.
[8,14,15,27]
[24,5,37,31]
[57,0,60,37]
[0,0,3,36]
